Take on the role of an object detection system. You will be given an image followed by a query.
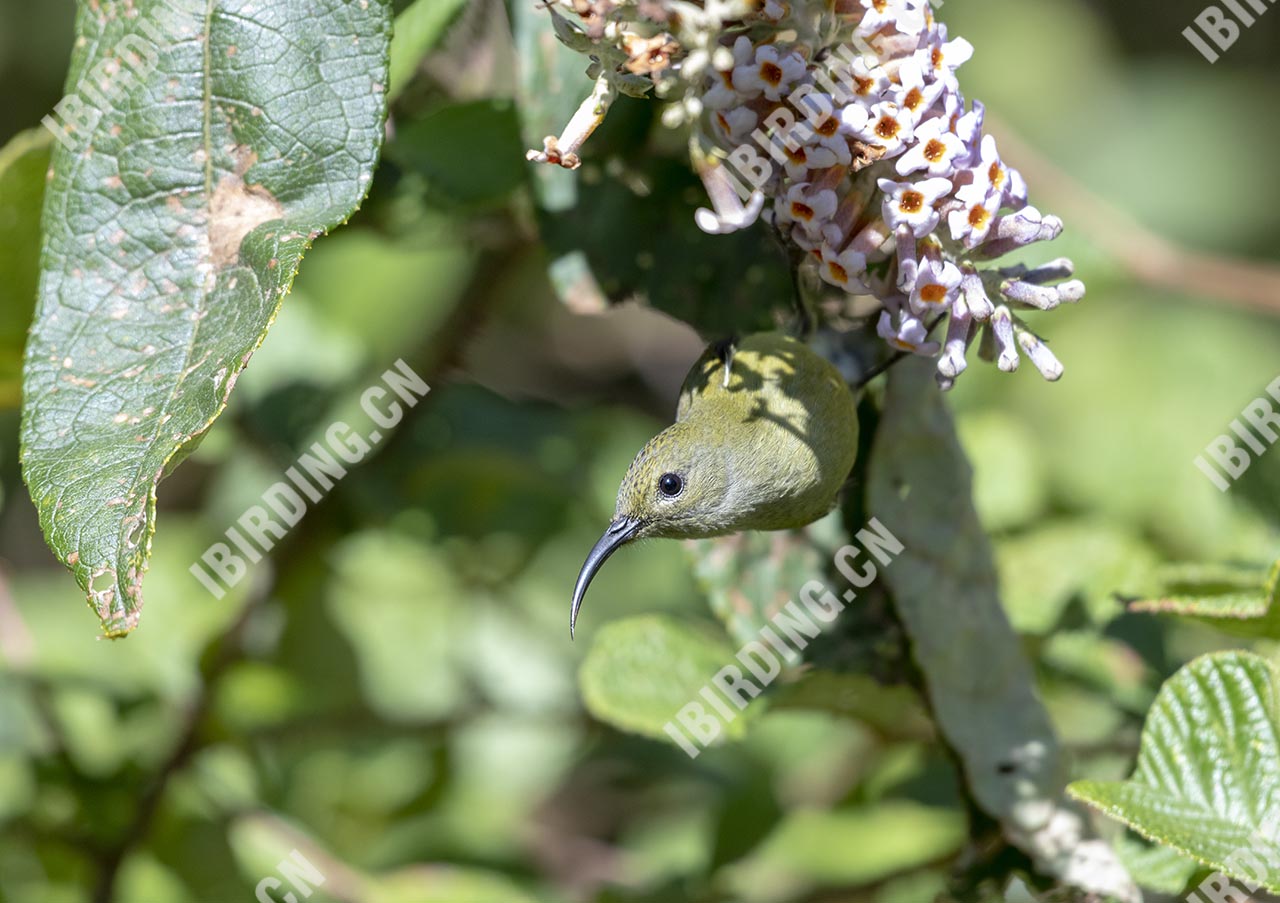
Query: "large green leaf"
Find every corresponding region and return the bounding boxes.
[21,0,392,635]
[0,129,51,409]
[1070,651,1280,893]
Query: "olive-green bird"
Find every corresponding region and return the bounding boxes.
[570,331,860,636]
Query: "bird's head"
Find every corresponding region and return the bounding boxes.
[569,422,728,637]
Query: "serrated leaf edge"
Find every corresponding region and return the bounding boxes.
[1068,650,1280,895]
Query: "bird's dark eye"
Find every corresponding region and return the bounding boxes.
[658,473,684,497]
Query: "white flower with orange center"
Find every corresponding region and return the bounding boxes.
[732,43,808,101]
[877,308,941,355]
[908,256,962,315]
[703,36,754,109]
[843,101,915,157]
[841,56,891,102]
[964,134,1010,203]
[797,97,846,144]
[893,59,944,125]
[854,0,926,38]
[703,69,742,110]
[777,182,839,239]
[895,116,964,176]
[819,243,870,292]
[948,180,999,248]
[712,106,758,143]
[878,176,951,238]
[783,132,852,181]
[781,143,817,182]
[915,24,973,90]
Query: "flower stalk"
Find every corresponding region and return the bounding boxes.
[530,0,1083,388]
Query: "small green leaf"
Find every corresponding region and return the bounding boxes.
[22,0,393,635]
[0,128,51,409]
[1111,833,1200,895]
[326,531,466,722]
[956,410,1048,532]
[387,0,468,102]
[996,519,1159,634]
[1069,651,1280,893]
[1127,559,1280,639]
[579,614,749,744]
[390,100,526,210]
[539,155,789,336]
[721,802,966,900]
[770,669,933,739]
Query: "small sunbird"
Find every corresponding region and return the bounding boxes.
[570,331,860,637]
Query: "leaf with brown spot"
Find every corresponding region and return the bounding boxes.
[21,0,393,635]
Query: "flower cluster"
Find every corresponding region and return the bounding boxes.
[530,0,1082,388]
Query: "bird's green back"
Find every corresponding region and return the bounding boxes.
[615,332,859,539]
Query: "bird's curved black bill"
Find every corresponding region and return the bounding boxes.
[570,517,640,639]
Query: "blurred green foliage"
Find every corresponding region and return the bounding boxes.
[1,0,1279,901]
